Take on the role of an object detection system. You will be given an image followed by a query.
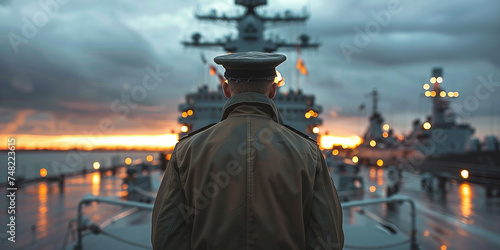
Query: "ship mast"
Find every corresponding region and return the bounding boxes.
[182,0,320,52]
[423,67,459,128]
[364,88,384,141]
[371,88,378,116]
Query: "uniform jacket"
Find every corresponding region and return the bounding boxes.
[152,92,344,250]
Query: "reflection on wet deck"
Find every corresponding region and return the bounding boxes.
[37,182,48,239]
[460,183,474,224]
[0,169,128,249]
[344,165,500,250]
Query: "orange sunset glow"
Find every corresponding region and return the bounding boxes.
[2,133,362,150]
[0,134,178,151]
[319,135,363,149]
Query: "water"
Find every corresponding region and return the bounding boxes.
[0,150,161,184]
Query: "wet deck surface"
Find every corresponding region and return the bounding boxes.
[344,166,500,250]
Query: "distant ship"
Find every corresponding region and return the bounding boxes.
[178,0,322,140]
[354,67,500,196]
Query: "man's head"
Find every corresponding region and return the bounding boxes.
[214,51,286,99]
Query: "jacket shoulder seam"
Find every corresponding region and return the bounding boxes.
[282,124,317,143]
[178,123,217,142]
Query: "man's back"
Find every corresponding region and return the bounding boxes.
[152,93,343,249]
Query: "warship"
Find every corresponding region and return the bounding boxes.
[354,67,500,195]
[178,0,323,140]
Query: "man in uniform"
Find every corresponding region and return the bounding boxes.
[152,51,344,249]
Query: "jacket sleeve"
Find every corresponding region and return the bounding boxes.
[305,148,344,250]
[151,150,191,250]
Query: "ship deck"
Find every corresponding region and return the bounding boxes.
[1,165,499,249]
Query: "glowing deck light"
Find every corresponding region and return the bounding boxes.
[187,110,194,116]
[182,112,188,118]
[383,124,389,131]
[461,169,469,179]
[430,91,436,97]
[181,125,188,133]
[448,92,454,97]
[332,149,339,156]
[377,159,384,167]
[370,140,376,147]
[125,157,132,165]
[437,77,443,83]
[423,122,431,130]
[352,156,359,163]
[40,168,47,177]
[430,77,437,84]
[147,155,153,162]
[454,92,459,97]
[382,132,388,138]
[440,91,446,97]
[423,83,430,90]
[425,91,431,97]
[441,245,447,250]
[93,162,100,170]
[312,126,320,134]
[369,186,376,192]
[305,112,311,119]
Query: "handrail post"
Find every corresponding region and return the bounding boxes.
[75,193,95,250]
[407,198,418,250]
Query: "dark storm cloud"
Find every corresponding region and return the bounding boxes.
[308,0,500,66]
[0,0,498,136]
[0,0,191,134]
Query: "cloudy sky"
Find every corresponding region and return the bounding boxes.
[1,0,499,143]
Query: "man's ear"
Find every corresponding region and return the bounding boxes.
[222,81,232,98]
[268,83,277,99]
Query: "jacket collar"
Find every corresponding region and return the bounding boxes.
[221,92,283,124]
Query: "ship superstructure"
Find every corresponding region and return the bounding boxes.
[178,0,322,140]
[407,67,474,155]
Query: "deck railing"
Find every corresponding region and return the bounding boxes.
[75,193,154,250]
[341,195,419,250]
